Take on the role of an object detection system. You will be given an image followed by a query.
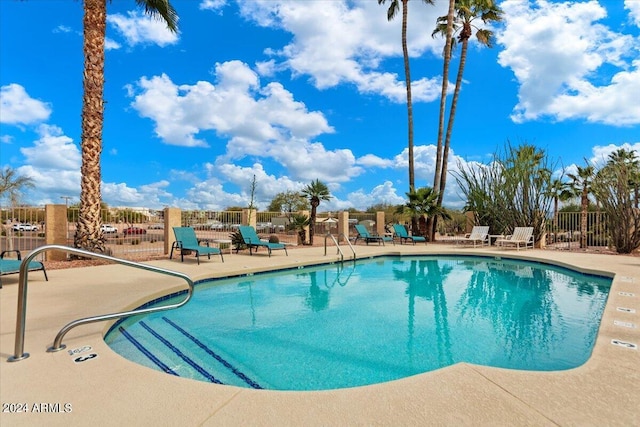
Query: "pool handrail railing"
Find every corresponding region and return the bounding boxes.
[324,232,356,262]
[8,244,195,363]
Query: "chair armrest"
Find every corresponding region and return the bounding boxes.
[0,250,22,260]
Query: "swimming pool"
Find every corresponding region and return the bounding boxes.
[105,255,611,391]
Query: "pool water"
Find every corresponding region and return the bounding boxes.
[105,256,611,391]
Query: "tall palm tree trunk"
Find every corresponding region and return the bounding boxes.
[429,0,455,241]
[580,190,588,249]
[433,0,455,195]
[436,38,469,210]
[401,0,418,234]
[401,0,414,193]
[75,0,106,253]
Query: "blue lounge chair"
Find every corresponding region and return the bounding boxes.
[170,227,224,264]
[1,250,48,288]
[354,224,393,245]
[238,225,287,256]
[392,224,426,245]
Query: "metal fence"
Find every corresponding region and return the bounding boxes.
[1,206,614,262]
[545,211,610,250]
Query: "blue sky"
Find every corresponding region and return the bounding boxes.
[1,0,639,212]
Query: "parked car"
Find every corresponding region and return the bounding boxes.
[12,223,38,231]
[123,226,147,235]
[101,224,117,233]
[148,223,164,230]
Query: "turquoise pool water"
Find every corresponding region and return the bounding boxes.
[105,256,611,391]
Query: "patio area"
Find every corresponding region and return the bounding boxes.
[1,243,638,426]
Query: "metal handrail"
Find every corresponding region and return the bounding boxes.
[8,244,194,362]
[324,232,356,262]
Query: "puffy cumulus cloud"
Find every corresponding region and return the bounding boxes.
[626,0,640,26]
[0,84,51,125]
[357,154,394,168]
[497,0,640,125]
[13,125,81,204]
[216,162,304,207]
[588,142,640,166]
[129,61,333,147]
[269,139,363,183]
[21,124,80,170]
[238,0,446,103]
[200,0,227,13]
[345,181,406,210]
[105,38,121,51]
[107,10,179,48]
[102,180,172,208]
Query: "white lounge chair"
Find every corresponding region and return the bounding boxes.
[495,227,534,250]
[455,226,490,247]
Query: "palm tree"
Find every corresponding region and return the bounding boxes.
[546,177,572,235]
[75,0,178,253]
[431,0,503,239]
[379,0,434,235]
[606,148,640,208]
[0,166,34,206]
[301,179,331,245]
[397,186,450,237]
[378,0,434,196]
[567,164,595,249]
[432,0,456,216]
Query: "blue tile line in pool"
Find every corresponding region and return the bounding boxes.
[118,326,179,376]
[139,321,224,384]
[162,317,262,389]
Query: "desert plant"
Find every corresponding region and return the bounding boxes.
[230,229,247,252]
[290,213,311,245]
[268,235,280,244]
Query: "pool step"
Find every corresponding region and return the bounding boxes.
[112,318,262,389]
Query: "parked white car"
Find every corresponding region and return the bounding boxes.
[101,224,118,233]
[12,223,38,231]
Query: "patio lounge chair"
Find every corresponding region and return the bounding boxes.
[392,224,426,245]
[495,227,534,250]
[170,227,224,264]
[454,225,490,248]
[0,250,48,288]
[238,225,288,257]
[354,224,393,245]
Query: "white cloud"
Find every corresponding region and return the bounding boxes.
[53,25,72,34]
[107,10,179,47]
[14,125,81,203]
[346,181,406,210]
[497,0,640,125]
[588,141,640,166]
[129,61,333,148]
[105,38,121,50]
[200,0,227,13]
[358,154,394,168]
[127,60,367,183]
[238,0,447,103]
[0,84,51,125]
[625,0,640,26]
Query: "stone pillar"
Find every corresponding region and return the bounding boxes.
[164,207,181,255]
[242,209,257,228]
[45,204,68,261]
[376,211,386,236]
[338,211,349,243]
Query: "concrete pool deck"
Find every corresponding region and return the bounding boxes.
[1,244,638,426]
